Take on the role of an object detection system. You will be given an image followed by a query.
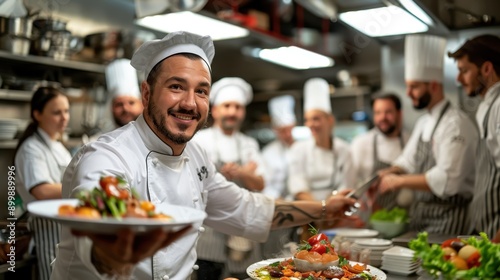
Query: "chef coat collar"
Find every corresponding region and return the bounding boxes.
[36,127,57,147]
[483,81,500,103]
[428,99,448,118]
[135,114,174,155]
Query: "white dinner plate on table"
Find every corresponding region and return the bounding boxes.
[28,199,207,234]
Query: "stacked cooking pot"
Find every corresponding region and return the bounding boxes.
[0,15,33,55]
[30,18,82,60]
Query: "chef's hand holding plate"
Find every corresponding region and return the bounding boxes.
[72,225,191,277]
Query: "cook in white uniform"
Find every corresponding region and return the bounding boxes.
[350,93,410,211]
[261,95,296,259]
[15,86,72,280]
[50,31,357,280]
[448,34,500,239]
[106,58,143,128]
[288,78,355,202]
[192,77,265,279]
[377,35,478,235]
[262,95,296,200]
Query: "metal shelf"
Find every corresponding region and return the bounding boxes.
[0,89,33,101]
[0,50,105,74]
[0,139,17,149]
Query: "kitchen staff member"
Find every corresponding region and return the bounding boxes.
[377,34,478,234]
[262,95,296,200]
[261,95,296,259]
[448,34,500,239]
[350,93,410,211]
[288,78,355,201]
[192,77,265,279]
[50,31,356,280]
[105,58,143,127]
[15,85,72,280]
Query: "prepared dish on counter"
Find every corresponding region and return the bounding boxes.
[58,176,173,221]
[409,232,500,279]
[253,226,377,280]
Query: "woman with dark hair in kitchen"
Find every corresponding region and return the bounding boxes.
[14,85,71,280]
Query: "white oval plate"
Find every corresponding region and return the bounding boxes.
[27,199,207,234]
[246,258,387,280]
[330,228,380,238]
[355,238,393,247]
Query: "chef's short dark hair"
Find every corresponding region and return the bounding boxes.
[447,34,500,75]
[370,92,402,111]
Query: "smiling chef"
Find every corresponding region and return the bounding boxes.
[50,31,356,280]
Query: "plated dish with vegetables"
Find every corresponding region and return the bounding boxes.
[27,176,207,234]
[409,232,500,279]
[247,226,386,280]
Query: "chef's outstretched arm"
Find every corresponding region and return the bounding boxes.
[270,191,356,230]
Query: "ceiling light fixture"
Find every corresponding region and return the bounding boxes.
[399,0,434,26]
[339,5,428,37]
[135,11,250,40]
[253,46,334,70]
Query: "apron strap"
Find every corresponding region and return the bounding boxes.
[482,92,500,138]
[430,101,451,139]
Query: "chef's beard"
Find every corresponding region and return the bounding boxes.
[376,121,397,136]
[220,116,242,132]
[114,112,140,127]
[467,73,487,97]
[413,90,431,110]
[148,100,205,144]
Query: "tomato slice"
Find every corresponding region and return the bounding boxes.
[308,233,329,246]
[100,176,119,189]
[310,243,327,255]
[441,238,462,248]
[466,251,481,268]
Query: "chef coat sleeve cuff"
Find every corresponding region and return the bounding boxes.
[392,157,413,174]
[424,167,447,197]
[246,194,274,242]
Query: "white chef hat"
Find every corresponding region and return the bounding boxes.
[105,58,141,100]
[405,34,447,83]
[210,77,253,106]
[303,78,331,114]
[130,31,215,78]
[268,95,296,127]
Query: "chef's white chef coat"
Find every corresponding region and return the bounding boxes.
[192,126,265,176]
[51,115,274,280]
[393,99,478,198]
[350,128,409,183]
[15,128,72,208]
[262,140,292,199]
[476,81,500,167]
[287,137,355,200]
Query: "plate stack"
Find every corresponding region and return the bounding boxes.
[0,119,19,140]
[381,246,420,276]
[352,238,393,267]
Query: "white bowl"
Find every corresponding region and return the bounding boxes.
[293,257,339,272]
[370,220,407,239]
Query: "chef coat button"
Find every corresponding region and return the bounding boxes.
[193,197,199,202]
[162,275,169,280]
[152,159,159,166]
[192,264,199,270]
[199,226,205,233]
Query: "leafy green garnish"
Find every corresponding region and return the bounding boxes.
[370,207,408,223]
[297,240,312,252]
[338,255,349,266]
[305,276,315,280]
[308,224,319,235]
[268,261,280,267]
[409,232,500,280]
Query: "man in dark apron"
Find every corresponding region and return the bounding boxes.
[350,93,409,214]
[191,77,265,279]
[376,34,478,235]
[448,34,500,239]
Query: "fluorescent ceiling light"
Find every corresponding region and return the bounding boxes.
[399,0,434,26]
[135,11,249,40]
[339,6,428,37]
[256,46,334,70]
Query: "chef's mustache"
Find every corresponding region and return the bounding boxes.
[167,108,201,120]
